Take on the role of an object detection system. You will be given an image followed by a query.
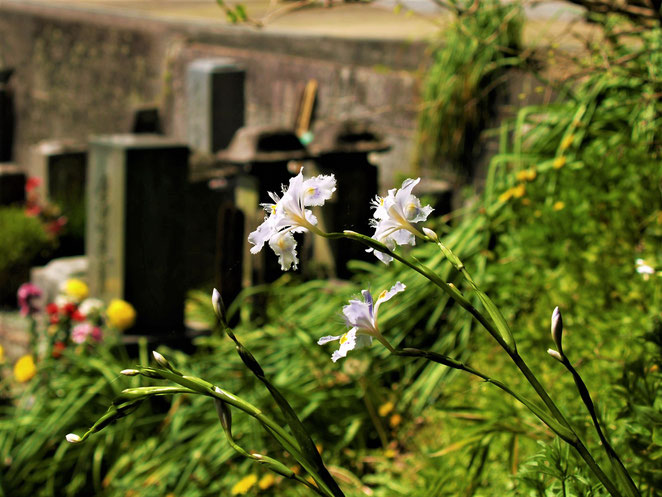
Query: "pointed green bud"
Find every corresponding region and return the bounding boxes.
[253,454,296,478]
[152,351,183,375]
[551,307,564,356]
[212,288,227,326]
[214,397,232,432]
[152,351,169,368]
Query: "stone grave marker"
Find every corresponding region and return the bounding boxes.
[87,134,189,336]
[187,58,245,155]
[0,68,14,162]
[0,164,25,206]
[30,140,87,255]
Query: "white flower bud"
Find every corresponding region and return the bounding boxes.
[152,351,169,368]
[211,288,227,324]
[422,227,438,241]
[547,349,564,362]
[120,369,140,376]
[551,307,564,355]
[66,433,81,443]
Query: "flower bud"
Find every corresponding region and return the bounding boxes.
[422,227,438,241]
[551,307,564,355]
[212,288,227,325]
[214,396,232,432]
[66,433,82,443]
[547,349,563,362]
[152,351,169,368]
[120,369,140,376]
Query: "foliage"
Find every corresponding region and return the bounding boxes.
[416,0,523,175]
[0,207,52,303]
[2,4,661,497]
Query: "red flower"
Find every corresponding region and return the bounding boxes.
[71,310,86,322]
[45,216,68,236]
[52,341,66,359]
[25,177,41,193]
[49,314,60,325]
[46,303,59,314]
[24,204,41,217]
[63,303,77,316]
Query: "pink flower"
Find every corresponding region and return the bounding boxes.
[17,283,42,316]
[71,323,103,344]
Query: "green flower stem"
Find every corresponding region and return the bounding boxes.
[216,318,344,497]
[215,399,329,497]
[394,348,575,442]
[324,231,513,354]
[426,237,516,350]
[328,231,625,497]
[561,356,641,497]
[508,353,625,497]
[146,367,338,497]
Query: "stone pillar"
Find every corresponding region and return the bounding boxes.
[87,134,189,335]
[186,58,245,155]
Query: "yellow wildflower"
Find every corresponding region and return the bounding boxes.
[553,156,567,169]
[525,168,537,181]
[258,473,276,490]
[62,279,89,301]
[0,344,4,363]
[390,413,402,428]
[231,474,257,495]
[107,299,137,330]
[378,401,394,417]
[512,184,526,199]
[553,201,565,211]
[14,355,37,383]
[560,134,574,151]
[498,189,514,203]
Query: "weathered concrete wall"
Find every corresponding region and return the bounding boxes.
[0,2,426,188]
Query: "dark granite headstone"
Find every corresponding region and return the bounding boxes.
[218,126,309,284]
[0,164,25,206]
[310,121,389,278]
[0,69,14,162]
[31,140,87,255]
[187,58,245,154]
[87,134,189,336]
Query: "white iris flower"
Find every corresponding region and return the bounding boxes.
[368,178,433,264]
[248,168,336,270]
[318,282,405,362]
